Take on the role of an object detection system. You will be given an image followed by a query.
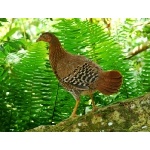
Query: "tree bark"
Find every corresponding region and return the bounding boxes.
[27,92,150,132]
[126,41,150,59]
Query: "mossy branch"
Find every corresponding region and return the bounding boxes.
[27,92,150,132]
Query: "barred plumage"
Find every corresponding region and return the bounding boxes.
[63,63,99,89]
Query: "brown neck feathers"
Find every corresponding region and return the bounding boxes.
[48,34,66,70]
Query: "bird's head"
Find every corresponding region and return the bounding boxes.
[36,32,54,43]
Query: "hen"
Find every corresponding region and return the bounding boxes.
[37,32,122,117]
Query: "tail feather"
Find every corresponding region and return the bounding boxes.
[96,70,122,95]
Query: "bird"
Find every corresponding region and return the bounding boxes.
[37,32,122,117]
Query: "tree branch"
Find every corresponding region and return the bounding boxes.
[126,41,150,59]
[27,92,150,132]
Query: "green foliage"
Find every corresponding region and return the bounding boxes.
[1,28,19,41]
[141,50,150,91]
[0,18,150,131]
[0,18,8,26]
[143,23,150,40]
[111,18,150,96]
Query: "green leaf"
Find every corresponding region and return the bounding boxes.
[2,27,20,40]
[0,18,8,22]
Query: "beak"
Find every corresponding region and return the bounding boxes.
[36,38,40,42]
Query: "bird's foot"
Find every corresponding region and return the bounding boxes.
[92,106,99,112]
[70,113,78,118]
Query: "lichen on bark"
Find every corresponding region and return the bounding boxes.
[27,92,150,132]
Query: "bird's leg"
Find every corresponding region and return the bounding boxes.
[89,94,98,111]
[70,99,80,117]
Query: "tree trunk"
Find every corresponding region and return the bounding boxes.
[27,92,150,132]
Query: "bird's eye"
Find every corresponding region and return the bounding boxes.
[41,33,46,38]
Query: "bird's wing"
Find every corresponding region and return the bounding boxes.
[56,54,100,90]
